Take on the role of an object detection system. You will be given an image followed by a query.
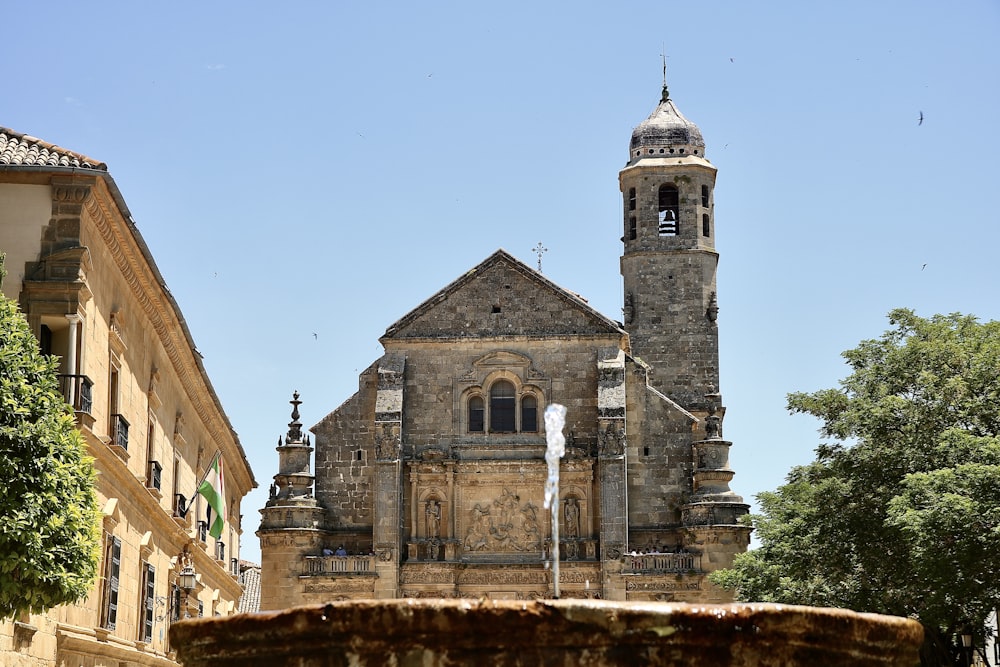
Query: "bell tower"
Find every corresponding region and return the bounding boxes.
[619,81,719,411]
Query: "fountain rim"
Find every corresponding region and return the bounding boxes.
[170,599,924,664]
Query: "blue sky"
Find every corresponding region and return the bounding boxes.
[4,2,998,564]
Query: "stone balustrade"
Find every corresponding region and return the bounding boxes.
[622,552,700,573]
[303,555,376,575]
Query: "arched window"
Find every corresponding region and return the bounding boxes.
[658,184,679,236]
[468,396,484,432]
[490,381,516,432]
[521,394,538,432]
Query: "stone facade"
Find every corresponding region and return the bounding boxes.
[0,128,256,666]
[258,86,750,609]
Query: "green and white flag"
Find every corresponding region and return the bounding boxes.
[198,453,226,539]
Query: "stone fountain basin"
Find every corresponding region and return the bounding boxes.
[170,599,923,666]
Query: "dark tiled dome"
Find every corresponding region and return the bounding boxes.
[628,86,705,163]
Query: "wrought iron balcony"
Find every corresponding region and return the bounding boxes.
[174,494,188,518]
[146,460,162,491]
[110,413,129,451]
[57,374,93,415]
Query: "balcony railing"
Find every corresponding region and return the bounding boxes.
[146,460,162,491]
[303,555,375,575]
[110,413,129,451]
[174,494,187,518]
[58,374,93,414]
[623,552,700,573]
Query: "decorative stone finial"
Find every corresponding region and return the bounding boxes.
[704,392,722,439]
[287,391,303,443]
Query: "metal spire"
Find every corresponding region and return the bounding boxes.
[660,48,670,102]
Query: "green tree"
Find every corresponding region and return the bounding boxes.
[0,255,101,619]
[711,309,1000,665]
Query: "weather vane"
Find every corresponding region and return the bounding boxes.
[532,241,548,272]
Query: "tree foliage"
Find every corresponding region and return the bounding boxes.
[711,309,1000,663]
[0,256,101,619]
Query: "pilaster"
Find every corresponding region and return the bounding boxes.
[373,355,405,598]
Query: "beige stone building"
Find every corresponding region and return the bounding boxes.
[258,84,750,607]
[0,128,256,666]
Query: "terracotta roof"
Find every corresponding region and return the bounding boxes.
[237,563,261,613]
[0,126,106,171]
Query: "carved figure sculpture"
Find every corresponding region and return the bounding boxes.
[564,498,580,538]
[464,505,490,551]
[426,500,441,539]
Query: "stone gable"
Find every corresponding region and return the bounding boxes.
[383,250,623,340]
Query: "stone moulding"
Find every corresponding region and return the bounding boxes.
[170,600,923,667]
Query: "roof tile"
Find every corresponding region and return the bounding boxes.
[0,126,106,171]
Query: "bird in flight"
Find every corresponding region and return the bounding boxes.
[918,111,924,126]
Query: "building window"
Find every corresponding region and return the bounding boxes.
[140,563,155,642]
[627,187,636,211]
[108,356,125,448]
[702,214,711,238]
[490,381,516,432]
[701,184,710,207]
[197,520,208,543]
[468,396,485,432]
[110,413,129,450]
[147,460,162,491]
[628,216,637,240]
[169,583,180,622]
[174,493,187,518]
[100,534,121,630]
[521,395,538,432]
[216,541,226,562]
[658,184,679,236]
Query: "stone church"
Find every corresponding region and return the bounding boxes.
[258,83,750,607]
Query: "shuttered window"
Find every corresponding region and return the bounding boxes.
[101,535,121,630]
[140,563,155,642]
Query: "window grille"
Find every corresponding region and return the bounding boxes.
[147,460,162,491]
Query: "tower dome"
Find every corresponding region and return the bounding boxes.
[628,85,705,164]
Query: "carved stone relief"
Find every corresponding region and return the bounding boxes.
[597,422,625,456]
[375,424,400,460]
[462,488,542,553]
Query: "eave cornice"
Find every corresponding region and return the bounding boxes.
[78,174,256,492]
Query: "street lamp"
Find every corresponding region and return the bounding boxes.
[177,551,197,619]
[178,563,197,592]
